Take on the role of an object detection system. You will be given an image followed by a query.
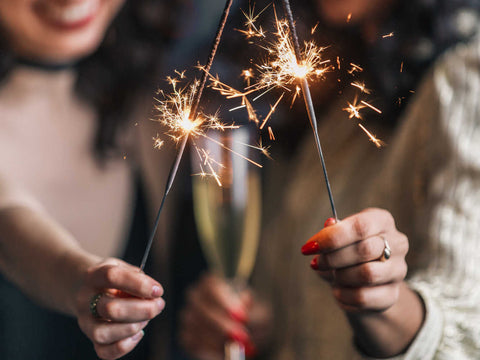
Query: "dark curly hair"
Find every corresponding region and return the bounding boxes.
[366,0,480,120]
[0,0,181,159]
[312,0,480,121]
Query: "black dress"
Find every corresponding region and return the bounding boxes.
[0,182,152,360]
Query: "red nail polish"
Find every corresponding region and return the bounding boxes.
[301,241,320,255]
[230,308,247,323]
[324,217,337,227]
[310,257,319,270]
[228,329,250,344]
[245,341,258,358]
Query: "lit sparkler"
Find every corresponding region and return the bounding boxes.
[246,10,331,98]
[280,0,338,220]
[140,0,234,271]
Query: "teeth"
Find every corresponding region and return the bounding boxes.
[46,1,99,24]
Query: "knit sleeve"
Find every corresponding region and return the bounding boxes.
[406,35,480,359]
[360,36,480,360]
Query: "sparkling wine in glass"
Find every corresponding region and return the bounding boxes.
[191,127,262,359]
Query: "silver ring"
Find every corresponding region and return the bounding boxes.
[89,293,103,319]
[380,236,391,262]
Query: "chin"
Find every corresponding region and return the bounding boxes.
[32,30,108,63]
[0,0,124,64]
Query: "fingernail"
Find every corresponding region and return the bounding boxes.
[230,308,247,323]
[152,285,163,297]
[324,217,337,227]
[310,257,319,270]
[157,298,165,311]
[130,330,144,343]
[140,321,149,329]
[301,241,320,255]
[228,329,250,344]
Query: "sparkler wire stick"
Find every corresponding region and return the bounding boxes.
[140,0,235,271]
[281,0,338,221]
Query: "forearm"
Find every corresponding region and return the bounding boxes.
[0,205,100,315]
[347,282,425,358]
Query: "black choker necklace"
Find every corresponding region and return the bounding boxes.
[16,57,76,71]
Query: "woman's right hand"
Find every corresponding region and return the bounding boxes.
[75,258,165,360]
[179,273,272,360]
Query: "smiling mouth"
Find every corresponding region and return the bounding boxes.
[35,0,100,29]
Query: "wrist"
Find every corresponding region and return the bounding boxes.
[55,247,100,316]
[346,282,425,357]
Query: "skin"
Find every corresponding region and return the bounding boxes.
[179,274,272,360]
[0,0,124,62]
[0,207,165,359]
[304,209,424,357]
[0,1,164,359]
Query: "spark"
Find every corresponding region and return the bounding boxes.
[360,100,382,114]
[154,75,253,181]
[153,135,164,149]
[268,126,275,140]
[400,61,404,73]
[347,13,352,23]
[260,93,284,129]
[343,96,366,119]
[238,139,272,160]
[236,4,268,39]
[351,81,371,94]
[246,9,331,100]
[209,73,259,124]
[311,22,319,35]
[348,63,363,74]
[241,68,254,87]
[358,124,385,148]
[382,32,394,38]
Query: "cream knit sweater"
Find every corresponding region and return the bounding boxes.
[252,35,480,360]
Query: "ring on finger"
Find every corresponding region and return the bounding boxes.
[90,293,104,319]
[379,235,391,262]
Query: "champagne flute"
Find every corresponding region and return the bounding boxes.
[191,126,262,359]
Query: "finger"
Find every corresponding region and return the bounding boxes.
[187,285,249,340]
[334,259,407,287]
[179,323,224,358]
[333,283,400,312]
[197,274,247,321]
[179,307,225,351]
[180,327,223,360]
[87,264,163,299]
[94,331,145,360]
[305,208,395,253]
[318,235,386,270]
[96,294,165,322]
[81,318,149,345]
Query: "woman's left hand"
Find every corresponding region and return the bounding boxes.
[301,208,409,313]
[74,258,165,360]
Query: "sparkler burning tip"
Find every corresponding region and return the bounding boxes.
[140,0,235,272]
[281,0,338,221]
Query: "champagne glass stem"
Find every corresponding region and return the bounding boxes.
[225,341,245,360]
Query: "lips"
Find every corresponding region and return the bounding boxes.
[35,0,100,30]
